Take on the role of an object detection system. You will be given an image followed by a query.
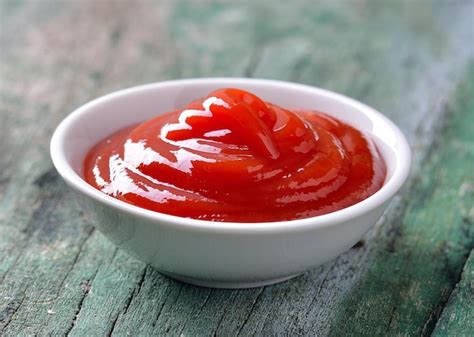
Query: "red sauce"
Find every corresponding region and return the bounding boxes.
[84,88,386,222]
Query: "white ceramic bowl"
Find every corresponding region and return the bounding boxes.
[50,78,410,288]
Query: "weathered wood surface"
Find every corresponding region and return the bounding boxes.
[0,0,473,335]
[433,251,474,336]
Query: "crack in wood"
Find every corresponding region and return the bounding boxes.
[152,283,184,329]
[178,289,213,336]
[0,293,25,333]
[0,242,28,287]
[212,291,239,336]
[53,227,95,301]
[236,287,266,336]
[421,248,473,337]
[164,284,187,334]
[64,279,92,337]
[0,182,65,285]
[300,263,337,327]
[64,248,118,336]
[106,265,148,337]
[133,266,152,301]
[385,304,397,332]
[151,288,172,328]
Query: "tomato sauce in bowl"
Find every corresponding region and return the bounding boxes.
[84,88,386,222]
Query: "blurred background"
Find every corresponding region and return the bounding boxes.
[2,0,472,137]
[1,0,473,171]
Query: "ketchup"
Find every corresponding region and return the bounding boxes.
[84,88,386,222]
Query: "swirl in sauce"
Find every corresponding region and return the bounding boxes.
[84,88,386,222]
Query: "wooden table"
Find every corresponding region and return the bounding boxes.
[1,1,473,335]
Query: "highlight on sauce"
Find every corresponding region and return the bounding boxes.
[84,88,386,222]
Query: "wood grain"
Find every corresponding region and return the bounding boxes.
[433,251,474,336]
[330,62,474,336]
[0,0,473,335]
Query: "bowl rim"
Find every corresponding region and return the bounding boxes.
[50,77,411,233]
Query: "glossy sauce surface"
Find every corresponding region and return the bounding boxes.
[84,88,386,222]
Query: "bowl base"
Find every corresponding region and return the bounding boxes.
[160,271,302,289]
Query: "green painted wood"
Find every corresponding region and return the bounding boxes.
[433,251,474,337]
[0,0,473,335]
[433,251,474,336]
[329,62,474,336]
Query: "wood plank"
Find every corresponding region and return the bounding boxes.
[329,62,474,336]
[0,0,473,335]
[433,251,474,336]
